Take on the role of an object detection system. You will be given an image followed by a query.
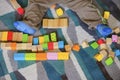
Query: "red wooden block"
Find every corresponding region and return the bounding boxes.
[17,7,24,15]
[97,39,105,45]
[48,42,53,50]
[7,31,13,41]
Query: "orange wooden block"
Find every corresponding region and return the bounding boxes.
[28,36,33,43]
[72,44,80,52]
[36,53,47,60]
[11,42,17,50]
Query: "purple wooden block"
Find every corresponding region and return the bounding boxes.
[47,52,58,60]
[112,35,118,42]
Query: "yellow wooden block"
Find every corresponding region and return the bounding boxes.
[39,36,44,44]
[43,19,48,28]
[32,45,37,52]
[100,44,108,50]
[113,27,120,34]
[99,49,108,58]
[59,18,68,27]
[37,45,43,52]
[108,51,115,59]
[104,11,110,19]
[25,53,36,60]
[58,52,69,60]
[65,45,71,51]
[28,36,33,43]
[1,32,8,41]
[0,32,2,41]
[56,8,64,16]
[53,42,59,50]
[94,54,103,62]
[81,40,89,48]
[106,38,112,45]
[17,33,23,42]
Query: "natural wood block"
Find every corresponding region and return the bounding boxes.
[1,32,8,41]
[48,19,53,28]
[12,32,18,41]
[5,43,11,50]
[37,45,43,52]
[113,27,120,34]
[108,51,115,59]
[81,41,89,48]
[106,38,112,45]
[1,43,6,49]
[65,45,71,51]
[99,49,108,58]
[100,44,108,50]
[42,19,48,28]
[0,32,3,41]
[32,45,37,52]
[28,36,33,43]
[59,18,68,27]
[53,19,59,28]
[26,43,32,50]
[16,43,22,50]
[17,32,23,42]
[22,43,27,50]
[36,53,47,60]
[53,42,59,50]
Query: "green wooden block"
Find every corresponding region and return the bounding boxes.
[105,57,113,66]
[90,42,99,49]
[22,34,28,43]
[50,32,57,42]
[25,53,36,60]
[42,43,48,50]
[44,35,50,43]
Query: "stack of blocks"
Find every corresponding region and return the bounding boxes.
[14,52,69,60]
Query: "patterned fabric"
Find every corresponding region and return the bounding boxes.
[0,0,120,80]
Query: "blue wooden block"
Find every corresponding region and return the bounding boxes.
[33,37,39,45]
[14,53,25,60]
[115,50,120,56]
[58,41,64,48]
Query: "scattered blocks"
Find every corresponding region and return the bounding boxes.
[33,37,39,45]
[90,42,99,49]
[56,7,64,16]
[22,34,28,43]
[39,36,44,44]
[65,45,71,51]
[105,57,114,66]
[44,35,50,43]
[47,52,58,60]
[72,44,80,52]
[97,39,105,45]
[58,52,69,60]
[48,42,54,50]
[112,35,118,42]
[14,53,25,60]
[106,38,112,45]
[94,53,103,62]
[103,11,110,19]
[115,50,120,56]
[81,41,89,48]
[50,32,57,42]
[25,53,36,60]
[113,27,120,34]
[100,44,108,50]
[36,53,47,60]
[58,41,64,48]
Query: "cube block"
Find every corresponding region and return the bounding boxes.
[37,45,43,52]
[56,8,64,16]
[42,19,48,28]
[106,38,112,45]
[100,44,108,50]
[47,52,58,60]
[42,43,48,50]
[58,52,69,60]
[103,11,110,19]
[39,36,44,44]
[115,50,120,56]
[22,34,28,43]
[113,27,120,34]
[58,41,64,48]
[50,32,57,42]
[97,39,105,45]
[90,42,99,49]
[99,49,108,58]
[94,53,103,62]
[25,53,36,60]
[108,51,115,58]
[17,33,23,42]
[12,32,18,41]
[53,42,59,50]
[48,42,54,50]
[72,44,80,52]
[14,53,25,60]
[36,53,47,60]
[112,35,118,42]
[44,35,50,43]
[81,41,89,48]
[28,36,33,43]
[7,31,13,41]
[11,42,16,50]
[2,32,8,41]
[32,45,37,52]
[105,57,113,66]
[33,37,39,45]
[65,45,71,51]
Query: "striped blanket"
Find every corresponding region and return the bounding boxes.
[0,0,120,80]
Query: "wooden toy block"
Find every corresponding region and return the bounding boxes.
[48,42,54,50]
[14,53,25,60]
[113,27,120,34]
[100,44,108,50]
[0,43,6,49]
[11,42,16,50]
[28,36,33,43]
[17,32,22,42]
[53,19,59,27]
[72,44,80,52]
[117,37,120,44]
[94,53,103,62]
[58,41,64,48]
[1,32,8,41]
[5,43,11,50]
[59,18,68,27]
[108,51,115,59]
[16,43,22,50]
[53,42,59,50]
[42,43,48,50]
[103,11,110,19]
[48,19,53,28]
[105,57,113,66]
[25,53,36,60]
[36,53,47,60]
[22,43,27,50]
[50,32,57,42]
[12,32,18,41]
[97,39,105,45]
[115,50,120,56]
[44,35,50,43]
[26,43,32,50]
[33,37,39,45]
[99,49,108,58]
[81,41,89,48]
[90,42,99,49]
[37,45,43,52]
[32,45,37,52]
[112,35,118,42]
[106,38,112,45]
[7,31,13,41]
[22,34,28,43]
[0,32,2,41]
[65,45,71,51]
[47,52,58,60]
[58,52,69,60]
[56,8,64,16]
[39,36,44,44]
[42,19,48,28]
